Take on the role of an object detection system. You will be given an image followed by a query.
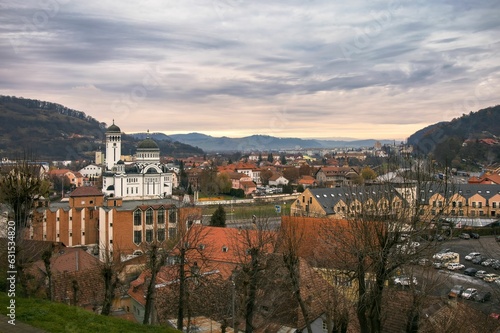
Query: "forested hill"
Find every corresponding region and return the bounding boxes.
[407,105,500,168]
[0,96,203,160]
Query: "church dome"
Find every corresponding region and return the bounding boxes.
[137,138,159,149]
[117,160,125,165]
[107,120,121,133]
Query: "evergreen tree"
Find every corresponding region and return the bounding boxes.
[267,153,274,163]
[210,204,226,227]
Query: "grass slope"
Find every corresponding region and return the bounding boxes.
[0,293,178,333]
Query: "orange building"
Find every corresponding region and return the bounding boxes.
[30,187,202,261]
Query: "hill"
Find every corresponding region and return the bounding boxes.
[408,105,500,168]
[0,293,178,333]
[0,96,203,160]
[167,133,393,151]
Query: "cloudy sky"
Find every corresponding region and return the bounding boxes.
[1,0,499,140]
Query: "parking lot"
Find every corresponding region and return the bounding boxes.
[423,235,500,314]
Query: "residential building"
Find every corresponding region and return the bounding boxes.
[29,186,202,261]
[290,185,409,219]
[315,166,360,187]
[78,163,102,178]
[268,173,289,186]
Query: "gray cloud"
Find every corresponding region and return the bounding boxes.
[0,0,499,140]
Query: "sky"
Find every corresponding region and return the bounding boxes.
[1,0,499,141]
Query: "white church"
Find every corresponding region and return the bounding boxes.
[102,122,174,199]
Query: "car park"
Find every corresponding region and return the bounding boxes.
[474,291,492,303]
[465,252,481,260]
[459,233,470,239]
[463,267,478,276]
[461,288,478,300]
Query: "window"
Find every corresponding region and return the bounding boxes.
[478,202,482,208]
[459,210,464,216]
[158,208,165,224]
[146,209,153,225]
[458,201,463,208]
[493,202,497,208]
[157,228,165,242]
[134,230,142,244]
[432,201,436,207]
[472,202,477,208]
[168,227,177,239]
[134,210,142,226]
[169,209,177,223]
[452,201,457,208]
[146,229,153,243]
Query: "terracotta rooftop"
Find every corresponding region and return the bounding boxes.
[69,186,103,197]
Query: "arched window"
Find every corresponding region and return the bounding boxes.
[133,210,142,226]
[158,207,165,224]
[146,208,154,225]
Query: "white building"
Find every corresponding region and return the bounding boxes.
[102,124,174,200]
[79,164,102,178]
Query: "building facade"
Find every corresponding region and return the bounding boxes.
[102,124,174,199]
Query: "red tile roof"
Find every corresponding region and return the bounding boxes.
[69,186,103,197]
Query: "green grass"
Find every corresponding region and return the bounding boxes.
[0,293,178,333]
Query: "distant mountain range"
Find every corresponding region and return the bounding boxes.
[129,132,394,151]
[2,95,498,164]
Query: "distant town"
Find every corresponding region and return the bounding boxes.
[1,119,500,333]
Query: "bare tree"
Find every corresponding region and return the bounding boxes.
[230,217,277,333]
[143,241,168,324]
[316,158,446,333]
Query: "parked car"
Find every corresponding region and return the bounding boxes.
[483,273,500,282]
[482,258,497,267]
[447,263,465,271]
[459,233,471,239]
[474,291,492,302]
[492,260,500,270]
[476,270,488,279]
[472,256,485,265]
[496,236,500,242]
[433,261,444,269]
[469,232,480,239]
[461,288,478,300]
[464,267,478,276]
[465,252,481,260]
[394,276,418,286]
[449,285,465,298]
